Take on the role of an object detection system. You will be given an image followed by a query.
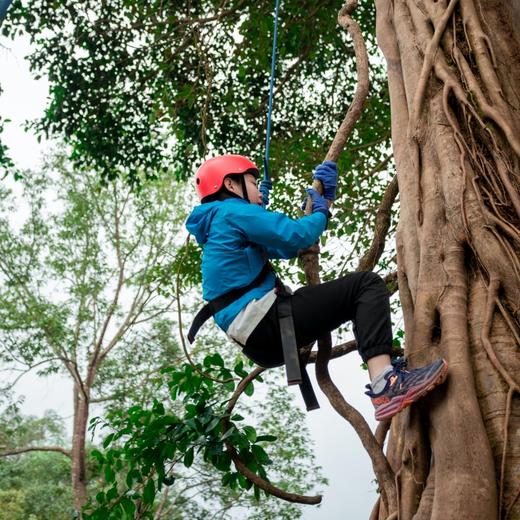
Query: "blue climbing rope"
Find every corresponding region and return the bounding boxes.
[0,0,14,23]
[263,0,282,183]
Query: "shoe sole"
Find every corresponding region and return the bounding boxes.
[375,360,449,421]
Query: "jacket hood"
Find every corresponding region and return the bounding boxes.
[185,202,221,245]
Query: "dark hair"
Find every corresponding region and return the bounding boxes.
[201,174,243,204]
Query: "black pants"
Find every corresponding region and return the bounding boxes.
[243,271,393,368]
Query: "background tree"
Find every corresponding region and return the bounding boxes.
[0,159,186,509]
[0,404,72,520]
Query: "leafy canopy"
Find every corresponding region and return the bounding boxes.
[2,0,389,185]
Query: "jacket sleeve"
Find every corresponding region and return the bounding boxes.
[229,205,327,259]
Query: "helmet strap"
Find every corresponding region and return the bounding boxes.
[240,175,250,203]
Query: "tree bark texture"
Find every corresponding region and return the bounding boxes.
[374,1,520,518]
[71,385,90,514]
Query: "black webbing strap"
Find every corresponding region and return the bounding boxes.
[300,364,320,411]
[187,263,272,343]
[277,294,319,411]
[276,296,302,385]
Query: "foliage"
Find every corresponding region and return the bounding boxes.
[0,406,72,520]
[84,354,324,519]
[2,1,387,181]
[0,156,189,402]
[0,400,66,453]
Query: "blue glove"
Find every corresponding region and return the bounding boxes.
[301,188,332,221]
[312,160,338,201]
[259,179,273,207]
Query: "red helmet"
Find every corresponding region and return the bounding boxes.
[195,154,259,201]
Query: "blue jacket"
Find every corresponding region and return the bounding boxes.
[185,198,327,331]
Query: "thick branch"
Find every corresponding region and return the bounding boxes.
[326,0,370,163]
[315,335,397,513]
[225,445,321,504]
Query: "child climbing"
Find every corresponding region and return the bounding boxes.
[185,154,448,420]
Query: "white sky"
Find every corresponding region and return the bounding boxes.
[0,36,380,519]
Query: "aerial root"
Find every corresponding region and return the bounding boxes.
[481,278,519,391]
[505,485,520,520]
[409,0,460,135]
[356,175,399,272]
[495,299,520,346]
[375,420,391,448]
[499,386,514,519]
[481,278,519,519]
[315,334,397,513]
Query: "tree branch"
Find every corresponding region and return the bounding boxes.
[0,446,71,458]
[356,175,399,272]
[300,2,398,514]
[222,368,322,505]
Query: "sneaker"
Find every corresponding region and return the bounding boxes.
[365,357,448,421]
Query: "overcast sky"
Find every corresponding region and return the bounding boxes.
[0,35,381,519]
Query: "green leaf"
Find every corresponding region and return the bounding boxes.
[220,426,235,441]
[106,485,118,501]
[233,361,248,378]
[143,478,155,505]
[238,473,249,489]
[211,353,224,367]
[183,447,194,468]
[205,416,221,433]
[162,476,176,486]
[221,472,233,486]
[244,382,254,396]
[126,469,141,488]
[90,449,105,463]
[243,425,257,443]
[104,465,116,484]
[121,497,136,516]
[255,435,277,443]
[252,444,271,465]
[254,483,261,501]
[102,433,115,449]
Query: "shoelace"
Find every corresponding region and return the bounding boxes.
[365,357,409,395]
[388,357,410,389]
[391,356,408,371]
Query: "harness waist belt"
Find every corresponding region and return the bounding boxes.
[187,263,272,343]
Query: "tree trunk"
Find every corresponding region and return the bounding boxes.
[71,385,90,515]
[374,0,520,518]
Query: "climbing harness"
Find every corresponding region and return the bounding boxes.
[260,0,282,207]
[0,0,13,23]
[275,285,319,411]
[188,262,319,411]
